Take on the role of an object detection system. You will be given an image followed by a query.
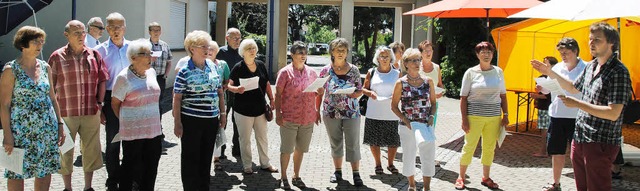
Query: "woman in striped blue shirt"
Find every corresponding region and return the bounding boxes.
[172,30,226,191]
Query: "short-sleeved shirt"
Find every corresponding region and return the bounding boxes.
[548,59,586,118]
[85,35,100,49]
[150,39,173,76]
[460,65,507,117]
[573,55,631,145]
[174,59,223,118]
[319,64,362,119]
[49,44,109,117]
[112,68,162,141]
[229,60,270,117]
[94,38,131,90]
[276,64,318,124]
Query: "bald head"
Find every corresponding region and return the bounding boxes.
[65,20,85,32]
[64,20,87,49]
[225,28,242,49]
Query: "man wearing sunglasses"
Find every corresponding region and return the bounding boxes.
[85,17,104,49]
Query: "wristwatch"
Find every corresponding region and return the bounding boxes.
[503,113,509,116]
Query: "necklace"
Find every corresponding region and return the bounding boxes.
[129,65,146,79]
[407,74,421,83]
[333,63,345,71]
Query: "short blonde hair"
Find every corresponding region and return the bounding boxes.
[13,26,46,51]
[238,39,258,58]
[183,30,212,57]
[402,48,421,71]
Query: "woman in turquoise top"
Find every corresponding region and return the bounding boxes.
[316,38,364,187]
[1,26,65,190]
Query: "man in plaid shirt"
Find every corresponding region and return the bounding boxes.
[49,20,109,191]
[532,22,631,191]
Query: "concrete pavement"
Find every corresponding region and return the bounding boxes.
[2,96,640,190]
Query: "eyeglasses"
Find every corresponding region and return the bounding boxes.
[70,31,86,37]
[31,39,45,45]
[137,52,153,57]
[90,25,105,30]
[229,36,242,41]
[194,45,210,50]
[404,58,422,63]
[245,47,257,51]
[422,50,434,54]
[479,51,493,55]
[378,56,391,60]
[294,50,307,55]
[149,29,161,32]
[107,25,125,30]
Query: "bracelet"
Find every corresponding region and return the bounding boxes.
[58,122,64,125]
[220,112,227,115]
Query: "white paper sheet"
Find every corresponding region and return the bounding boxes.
[375,96,390,101]
[151,51,163,58]
[497,126,507,148]
[59,123,74,154]
[534,77,566,96]
[0,147,24,174]
[239,76,260,91]
[111,133,122,143]
[435,87,445,95]
[331,87,356,94]
[303,77,329,92]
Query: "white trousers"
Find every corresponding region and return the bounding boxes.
[235,112,271,169]
[398,124,436,177]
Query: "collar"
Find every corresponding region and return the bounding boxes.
[187,58,211,71]
[107,37,128,49]
[593,53,618,67]
[63,44,89,55]
[149,38,160,45]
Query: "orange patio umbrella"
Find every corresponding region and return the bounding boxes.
[404,0,543,40]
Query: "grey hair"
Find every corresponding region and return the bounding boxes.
[106,12,126,26]
[86,17,102,30]
[64,20,84,32]
[238,39,258,58]
[209,40,220,52]
[126,38,152,63]
[372,46,395,66]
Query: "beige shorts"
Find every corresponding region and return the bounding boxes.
[59,113,104,174]
[279,122,314,154]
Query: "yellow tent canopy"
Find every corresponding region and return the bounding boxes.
[491,17,640,128]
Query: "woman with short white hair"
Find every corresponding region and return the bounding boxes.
[362,46,401,175]
[173,30,226,190]
[228,39,277,174]
[112,39,163,191]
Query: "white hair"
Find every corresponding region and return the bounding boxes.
[106,12,126,26]
[238,39,258,58]
[126,39,152,63]
[372,46,395,66]
[209,41,220,52]
[87,17,102,28]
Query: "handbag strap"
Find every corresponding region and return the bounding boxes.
[632,85,637,100]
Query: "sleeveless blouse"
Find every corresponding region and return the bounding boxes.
[399,79,432,125]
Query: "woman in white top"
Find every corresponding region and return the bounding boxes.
[456,42,508,190]
[362,46,401,175]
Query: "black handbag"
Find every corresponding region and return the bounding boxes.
[623,87,640,124]
[259,85,273,122]
[359,68,375,116]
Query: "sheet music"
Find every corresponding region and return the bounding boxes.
[111,133,122,143]
[151,51,162,57]
[0,147,24,174]
[331,87,356,94]
[534,77,566,96]
[303,77,329,92]
[239,76,260,91]
[435,87,445,95]
[411,122,436,143]
[59,123,74,154]
[497,126,507,148]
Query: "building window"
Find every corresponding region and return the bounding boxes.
[168,0,187,50]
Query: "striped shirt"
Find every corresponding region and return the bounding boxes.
[112,68,162,141]
[174,59,222,118]
[150,39,172,76]
[460,65,506,116]
[49,44,109,117]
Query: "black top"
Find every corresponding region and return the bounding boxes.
[229,60,269,117]
[217,45,243,106]
[534,75,552,110]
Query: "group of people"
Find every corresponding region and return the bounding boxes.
[0,12,632,191]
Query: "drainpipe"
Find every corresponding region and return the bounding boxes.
[268,0,275,82]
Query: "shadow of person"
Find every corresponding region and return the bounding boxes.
[209,170,241,190]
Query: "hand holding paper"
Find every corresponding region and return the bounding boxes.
[0,147,24,174]
[239,76,260,91]
[534,77,565,96]
[332,87,356,94]
[59,123,74,154]
[303,77,329,92]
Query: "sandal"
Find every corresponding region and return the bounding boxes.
[375,166,384,174]
[243,168,253,174]
[291,177,307,188]
[261,166,279,173]
[387,165,399,174]
[454,178,465,190]
[542,183,561,191]
[481,177,499,189]
[280,178,291,190]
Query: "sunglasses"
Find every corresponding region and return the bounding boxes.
[91,25,105,30]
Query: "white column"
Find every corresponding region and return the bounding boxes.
[394,7,403,43]
[340,0,354,63]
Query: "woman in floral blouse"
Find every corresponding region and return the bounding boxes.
[316,38,364,187]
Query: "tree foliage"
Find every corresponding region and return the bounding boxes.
[230,3,267,35]
[352,7,394,70]
[288,4,339,43]
[304,22,336,44]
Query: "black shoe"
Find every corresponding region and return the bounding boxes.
[353,173,364,187]
[106,185,118,191]
[83,188,95,191]
[219,155,228,160]
[330,171,343,183]
[612,171,623,179]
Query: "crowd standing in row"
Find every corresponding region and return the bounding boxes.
[0,11,632,191]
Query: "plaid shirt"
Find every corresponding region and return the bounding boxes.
[150,39,172,76]
[573,54,631,145]
[49,44,109,117]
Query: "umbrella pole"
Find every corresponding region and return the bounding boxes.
[617,17,621,60]
[485,8,490,41]
[24,0,43,59]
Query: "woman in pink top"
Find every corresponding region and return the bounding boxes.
[111,39,163,191]
[274,41,322,189]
